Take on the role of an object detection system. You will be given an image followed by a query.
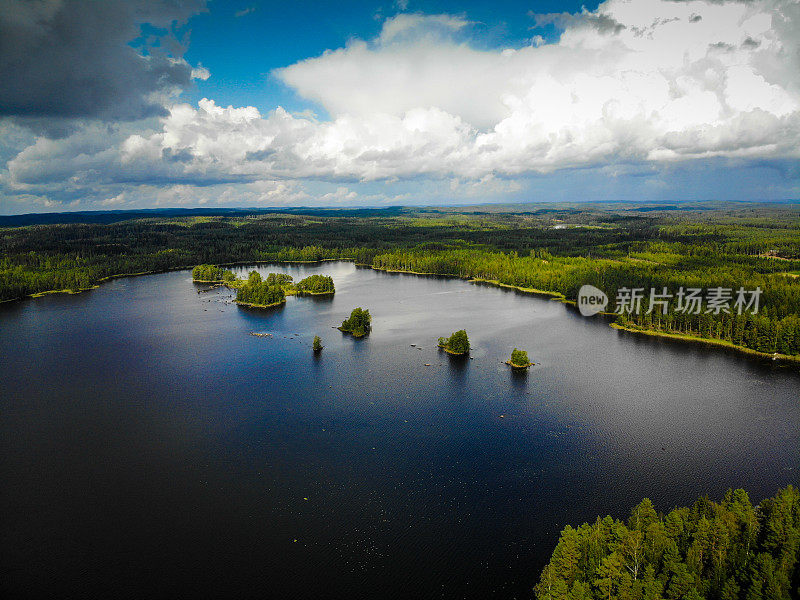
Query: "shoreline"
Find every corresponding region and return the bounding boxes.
[8,259,800,365]
[291,289,335,297]
[609,323,800,364]
[505,360,534,369]
[469,278,565,300]
[438,345,469,356]
[338,326,369,338]
[234,299,286,309]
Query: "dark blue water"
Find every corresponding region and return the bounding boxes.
[1,262,798,599]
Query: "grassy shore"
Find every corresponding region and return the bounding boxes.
[505,360,534,369]
[337,326,369,338]
[234,299,286,309]
[469,278,566,299]
[437,344,469,356]
[372,268,566,300]
[288,289,335,297]
[610,323,800,364]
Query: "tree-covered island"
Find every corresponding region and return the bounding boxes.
[192,264,235,283]
[234,270,286,308]
[312,335,323,352]
[294,274,335,295]
[438,330,470,355]
[192,267,335,308]
[506,348,533,368]
[339,307,372,337]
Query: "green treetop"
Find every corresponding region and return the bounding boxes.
[295,274,335,294]
[312,335,323,351]
[192,264,224,281]
[509,348,531,367]
[439,330,470,355]
[340,307,372,337]
[534,486,800,600]
[266,273,293,286]
[235,279,285,307]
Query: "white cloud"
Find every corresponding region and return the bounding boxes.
[191,65,211,81]
[4,0,800,208]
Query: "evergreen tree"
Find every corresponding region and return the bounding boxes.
[340,307,372,337]
[534,487,800,600]
[509,348,531,367]
[439,330,470,354]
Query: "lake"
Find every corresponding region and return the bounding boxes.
[1,261,798,599]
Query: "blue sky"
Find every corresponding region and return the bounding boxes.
[0,0,798,213]
[182,1,598,116]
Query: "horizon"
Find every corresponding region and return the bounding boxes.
[1,0,800,214]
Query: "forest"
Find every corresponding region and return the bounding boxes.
[1,203,798,355]
[534,486,799,600]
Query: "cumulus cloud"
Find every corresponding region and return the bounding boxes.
[0,0,206,121]
[3,0,800,209]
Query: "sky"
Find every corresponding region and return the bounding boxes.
[0,0,799,214]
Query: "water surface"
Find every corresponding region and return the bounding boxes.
[1,262,798,599]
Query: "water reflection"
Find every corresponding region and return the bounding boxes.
[510,366,529,391]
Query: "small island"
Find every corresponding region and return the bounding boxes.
[312,335,323,352]
[192,266,336,308]
[506,348,534,369]
[339,307,372,337]
[438,330,470,355]
[235,271,286,308]
[192,264,236,283]
[294,275,335,296]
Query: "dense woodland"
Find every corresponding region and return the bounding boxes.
[534,486,799,600]
[2,204,799,354]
